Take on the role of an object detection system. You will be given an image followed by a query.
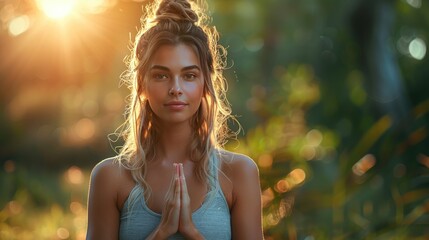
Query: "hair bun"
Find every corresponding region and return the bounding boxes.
[155,0,198,24]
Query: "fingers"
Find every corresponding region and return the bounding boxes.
[164,163,189,212]
[176,162,180,176]
[164,163,180,210]
[170,163,181,207]
[164,163,179,201]
[179,163,189,201]
[174,166,181,199]
[179,163,191,218]
[158,163,181,237]
[176,163,199,237]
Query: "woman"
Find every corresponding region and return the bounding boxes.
[86,0,263,239]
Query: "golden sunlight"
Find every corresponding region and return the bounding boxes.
[36,0,76,19]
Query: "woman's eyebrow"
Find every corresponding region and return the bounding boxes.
[182,65,200,71]
[150,65,170,71]
[149,65,200,72]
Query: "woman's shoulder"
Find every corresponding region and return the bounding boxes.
[89,157,136,207]
[218,149,259,178]
[90,156,133,188]
[91,157,121,176]
[217,149,261,210]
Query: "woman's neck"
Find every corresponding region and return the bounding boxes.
[156,122,193,164]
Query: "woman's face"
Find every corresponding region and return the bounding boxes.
[145,43,204,125]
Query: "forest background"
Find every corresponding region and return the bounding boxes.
[0,0,428,239]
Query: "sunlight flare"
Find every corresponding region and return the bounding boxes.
[36,0,76,19]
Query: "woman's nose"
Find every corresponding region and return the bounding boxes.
[168,78,183,96]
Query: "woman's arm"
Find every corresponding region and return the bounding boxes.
[230,154,264,240]
[86,159,121,240]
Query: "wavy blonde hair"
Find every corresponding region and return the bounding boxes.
[115,0,236,198]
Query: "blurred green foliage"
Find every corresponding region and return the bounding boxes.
[1,0,429,239]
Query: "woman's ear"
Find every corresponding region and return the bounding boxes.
[139,93,146,103]
[138,79,147,102]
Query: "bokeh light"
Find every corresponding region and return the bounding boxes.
[70,201,84,215]
[66,166,84,185]
[8,15,30,36]
[406,0,422,8]
[276,179,291,193]
[300,145,316,160]
[36,0,77,19]
[258,153,273,168]
[74,118,96,140]
[306,129,323,147]
[261,188,275,207]
[352,154,376,176]
[275,168,306,193]
[56,227,70,239]
[418,154,429,168]
[289,168,306,185]
[4,160,16,173]
[409,37,426,60]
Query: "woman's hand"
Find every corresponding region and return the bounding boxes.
[148,164,181,239]
[149,163,203,240]
[177,164,203,239]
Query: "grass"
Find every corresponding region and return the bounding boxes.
[1,163,89,240]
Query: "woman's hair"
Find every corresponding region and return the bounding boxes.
[116,0,235,198]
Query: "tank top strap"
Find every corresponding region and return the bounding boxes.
[204,149,221,204]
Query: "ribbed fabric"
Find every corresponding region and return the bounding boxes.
[119,154,231,240]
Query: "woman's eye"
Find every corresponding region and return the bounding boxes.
[184,73,197,80]
[153,73,168,80]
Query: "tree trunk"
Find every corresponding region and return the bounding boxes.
[350,0,410,127]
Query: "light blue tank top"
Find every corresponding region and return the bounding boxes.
[119,154,231,239]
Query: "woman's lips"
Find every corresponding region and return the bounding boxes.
[165,101,188,110]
